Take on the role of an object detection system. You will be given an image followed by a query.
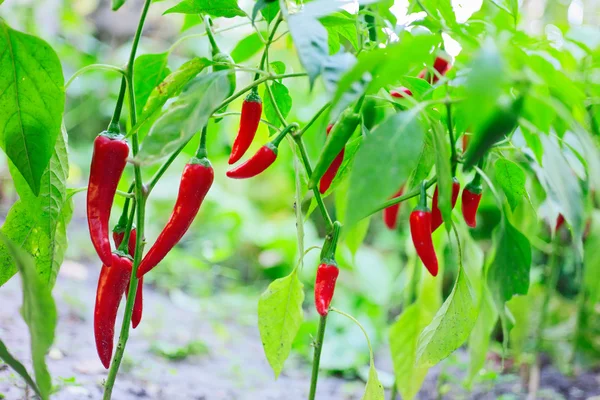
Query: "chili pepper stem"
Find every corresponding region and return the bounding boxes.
[204,16,220,56]
[308,315,328,400]
[271,123,299,147]
[445,99,457,176]
[107,77,127,134]
[196,126,209,159]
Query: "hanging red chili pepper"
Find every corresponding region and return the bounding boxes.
[410,183,438,277]
[418,53,451,84]
[461,179,482,228]
[137,157,214,278]
[314,222,342,316]
[113,229,143,329]
[226,123,298,180]
[319,124,345,194]
[383,185,405,230]
[314,262,339,316]
[431,178,460,232]
[94,253,132,369]
[390,87,412,98]
[87,131,129,267]
[229,91,263,165]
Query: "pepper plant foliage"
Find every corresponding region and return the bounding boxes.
[0,0,600,399]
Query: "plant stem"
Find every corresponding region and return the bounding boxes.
[294,102,331,137]
[445,99,457,176]
[196,126,208,159]
[569,257,586,373]
[390,382,398,400]
[308,315,328,400]
[255,13,283,81]
[211,112,281,131]
[535,238,559,352]
[65,64,126,89]
[102,0,151,397]
[146,140,188,194]
[107,77,127,133]
[368,179,438,216]
[293,136,333,231]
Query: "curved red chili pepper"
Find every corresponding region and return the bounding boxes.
[113,229,143,329]
[410,209,438,277]
[87,132,129,266]
[229,91,262,165]
[226,144,277,179]
[431,178,460,232]
[390,87,412,98]
[383,185,405,230]
[314,262,339,316]
[94,253,132,369]
[137,158,214,278]
[461,185,482,228]
[319,124,344,194]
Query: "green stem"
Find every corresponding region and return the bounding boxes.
[204,16,220,55]
[308,315,328,400]
[146,140,189,194]
[569,257,586,373]
[196,126,208,159]
[390,382,398,400]
[294,102,331,137]
[102,0,151,397]
[211,112,281,131]
[254,12,283,81]
[445,99,457,176]
[320,221,342,261]
[271,123,299,147]
[293,136,334,231]
[117,199,136,254]
[65,64,126,89]
[535,238,559,352]
[367,179,438,217]
[107,77,127,133]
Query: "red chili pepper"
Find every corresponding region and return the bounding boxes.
[113,229,143,329]
[137,158,214,277]
[431,178,460,232]
[87,132,129,266]
[319,124,345,194]
[94,253,132,369]
[461,183,482,228]
[314,262,339,316]
[226,144,277,179]
[390,87,412,98]
[383,185,405,230]
[410,184,438,277]
[418,54,451,84]
[229,91,262,165]
[555,214,565,231]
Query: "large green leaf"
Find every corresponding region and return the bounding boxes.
[252,0,280,23]
[287,13,329,87]
[134,57,211,135]
[416,266,479,367]
[329,33,439,118]
[346,110,425,227]
[263,81,292,133]
[389,304,431,400]
[231,31,266,63]
[1,128,71,287]
[487,216,532,318]
[164,0,245,17]
[258,270,304,378]
[0,233,57,400]
[495,158,526,211]
[133,53,171,118]
[321,12,359,53]
[0,21,65,195]
[137,70,233,164]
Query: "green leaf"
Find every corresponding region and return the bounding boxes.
[231,31,266,63]
[164,0,245,17]
[346,110,425,227]
[0,232,57,400]
[389,304,431,400]
[400,76,433,100]
[252,0,280,23]
[487,216,532,310]
[461,39,506,138]
[258,271,304,378]
[287,13,329,88]
[137,70,233,164]
[1,128,71,288]
[329,32,438,118]
[466,288,498,386]
[416,0,457,28]
[361,359,385,400]
[406,130,434,192]
[270,61,286,75]
[263,81,292,132]
[535,135,585,249]
[431,119,452,231]
[494,158,526,211]
[0,340,42,398]
[321,12,359,52]
[584,211,600,305]
[134,57,211,135]
[0,21,65,196]
[112,0,126,11]
[416,266,479,367]
[133,53,171,118]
